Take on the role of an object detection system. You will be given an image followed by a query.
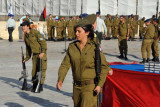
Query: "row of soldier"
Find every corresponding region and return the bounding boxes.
[46,13,153,42]
[47,14,80,41]
[45,13,160,63]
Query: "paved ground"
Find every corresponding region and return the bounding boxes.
[0,39,159,107]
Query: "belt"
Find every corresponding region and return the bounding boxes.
[73,79,94,87]
[33,53,40,55]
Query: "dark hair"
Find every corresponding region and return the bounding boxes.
[74,24,94,40]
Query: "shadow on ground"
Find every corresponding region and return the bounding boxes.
[0,76,72,97]
[17,92,68,107]
[5,102,24,107]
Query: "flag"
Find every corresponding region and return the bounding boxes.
[39,5,46,21]
[8,3,14,17]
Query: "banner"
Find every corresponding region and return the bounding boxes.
[100,0,117,15]
[138,0,157,19]
[118,0,136,15]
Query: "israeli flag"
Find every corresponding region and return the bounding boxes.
[8,3,14,17]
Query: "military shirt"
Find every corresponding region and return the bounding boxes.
[24,29,47,61]
[23,18,30,22]
[67,20,74,28]
[139,19,144,28]
[47,18,53,28]
[113,18,120,27]
[118,22,129,38]
[144,24,155,39]
[132,20,138,28]
[104,18,112,27]
[56,20,64,28]
[154,23,159,38]
[58,38,111,87]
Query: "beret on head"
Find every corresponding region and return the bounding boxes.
[120,15,124,18]
[74,19,90,28]
[153,18,158,22]
[85,14,97,24]
[144,19,150,23]
[96,12,100,15]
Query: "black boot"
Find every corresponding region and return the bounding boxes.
[146,58,150,62]
[124,54,128,60]
[155,57,159,62]
[26,82,37,92]
[35,84,43,93]
[118,53,124,58]
[140,58,146,64]
[152,57,155,61]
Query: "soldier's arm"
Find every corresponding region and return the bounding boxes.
[24,44,32,61]
[98,52,111,87]
[36,31,47,53]
[58,47,71,83]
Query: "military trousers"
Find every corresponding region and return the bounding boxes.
[141,39,153,59]
[151,39,159,57]
[118,37,128,55]
[129,29,134,39]
[107,27,111,37]
[32,54,47,84]
[67,27,73,39]
[57,28,63,39]
[139,27,143,38]
[73,84,97,107]
[47,27,51,39]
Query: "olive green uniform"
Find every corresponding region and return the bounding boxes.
[132,19,138,38]
[47,18,54,39]
[51,20,56,39]
[104,18,112,36]
[141,24,155,59]
[151,23,159,58]
[139,19,145,39]
[56,20,64,39]
[67,20,74,39]
[126,18,133,39]
[62,20,67,38]
[112,18,120,38]
[24,29,47,84]
[118,22,129,55]
[23,18,30,22]
[58,38,111,107]
[72,19,77,39]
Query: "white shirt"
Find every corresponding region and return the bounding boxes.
[96,17,107,35]
[6,18,16,29]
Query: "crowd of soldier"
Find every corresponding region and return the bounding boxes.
[46,14,80,41]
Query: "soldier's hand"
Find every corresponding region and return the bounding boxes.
[57,81,62,91]
[117,35,119,38]
[23,60,26,63]
[108,69,113,76]
[94,86,101,95]
[127,36,129,40]
[39,53,44,59]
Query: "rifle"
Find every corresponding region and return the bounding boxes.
[35,50,42,93]
[94,31,101,107]
[19,46,28,90]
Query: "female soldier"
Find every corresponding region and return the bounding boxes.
[56,19,111,107]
